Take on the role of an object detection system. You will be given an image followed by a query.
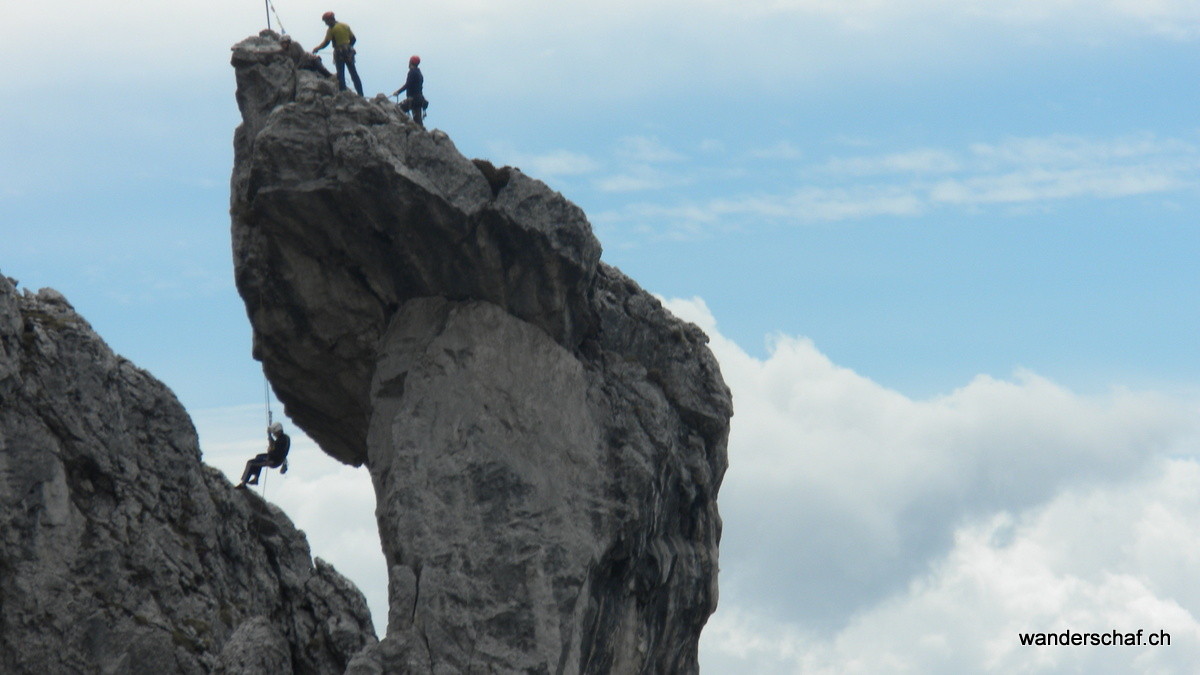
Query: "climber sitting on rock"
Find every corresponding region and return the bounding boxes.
[236,422,290,488]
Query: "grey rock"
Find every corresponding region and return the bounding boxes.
[230,31,732,674]
[230,31,601,467]
[0,275,376,674]
[218,616,292,674]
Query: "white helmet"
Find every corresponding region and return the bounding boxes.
[269,422,283,434]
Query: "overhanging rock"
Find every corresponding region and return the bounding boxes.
[231,30,732,674]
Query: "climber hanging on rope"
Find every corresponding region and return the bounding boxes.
[312,11,364,96]
[236,422,290,489]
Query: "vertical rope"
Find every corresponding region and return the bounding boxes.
[265,376,273,428]
[256,278,279,502]
[263,375,273,500]
[268,0,287,34]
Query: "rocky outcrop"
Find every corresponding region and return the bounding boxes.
[231,31,732,674]
[0,275,376,674]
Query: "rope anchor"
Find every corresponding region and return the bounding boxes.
[265,0,287,34]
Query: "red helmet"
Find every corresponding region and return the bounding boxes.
[322,11,335,21]
[409,55,421,66]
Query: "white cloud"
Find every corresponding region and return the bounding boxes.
[701,139,729,154]
[616,185,926,230]
[616,136,687,163]
[526,150,601,178]
[929,165,1188,205]
[486,145,600,179]
[748,142,806,162]
[719,0,1200,39]
[18,0,1199,99]
[703,461,1200,674]
[1079,0,1200,39]
[926,133,1199,204]
[597,132,1200,236]
[595,174,668,193]
[586,137,692,193]
[748,141,806,161]
[823,148,961,176]
[662,297,1200,673]
[967,134,1195,168]
[595,166,687,193]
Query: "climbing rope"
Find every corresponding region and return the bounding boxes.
[264,375,273,429]
[251,281,284,501]
[265,0,287,34]
[261,374,276,500]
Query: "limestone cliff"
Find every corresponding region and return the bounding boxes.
[231,31,733,674]
[0,275,376,674]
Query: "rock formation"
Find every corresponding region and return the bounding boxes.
[231,31,733,674]
[0,275,376,674]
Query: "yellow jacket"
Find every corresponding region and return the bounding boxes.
[316,22,355,50]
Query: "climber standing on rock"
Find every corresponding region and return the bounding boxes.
[393,55,427,128]
[312,11,364,96]
[236,423,290,489]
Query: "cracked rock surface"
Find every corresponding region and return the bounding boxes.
[231,31,733,674]
[0,274,376,674]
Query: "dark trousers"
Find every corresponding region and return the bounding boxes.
[335,49,364,96]
[241,453,281,484]
[401,97,426,127]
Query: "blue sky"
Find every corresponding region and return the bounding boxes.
[4,1,1200,672]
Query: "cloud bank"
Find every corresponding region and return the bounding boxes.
[661,298,1200,673]
[13,0,1200,94]
[578,131,1200,238]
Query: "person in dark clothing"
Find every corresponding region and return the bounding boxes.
[393,55,427,127]
[236,422,290,488]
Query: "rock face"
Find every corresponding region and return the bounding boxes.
[231,31,733,674]
[0,275,376,674]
